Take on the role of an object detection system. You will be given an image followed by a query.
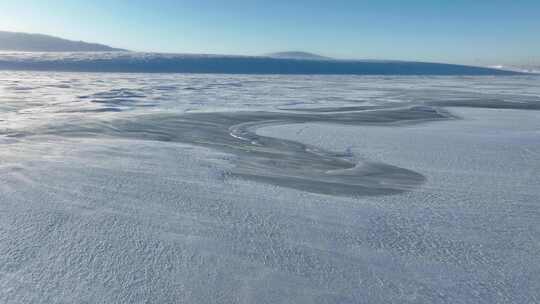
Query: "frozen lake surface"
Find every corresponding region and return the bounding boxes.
[0,72,539,303]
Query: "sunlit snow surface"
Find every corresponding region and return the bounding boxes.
[1,72,539,303]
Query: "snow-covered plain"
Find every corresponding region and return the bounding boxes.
[0,72,539,303]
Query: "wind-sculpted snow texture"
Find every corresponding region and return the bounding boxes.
[26,107,451,196]
[0,72,539,303]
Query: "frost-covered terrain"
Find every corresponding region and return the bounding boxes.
[0,72,539,303]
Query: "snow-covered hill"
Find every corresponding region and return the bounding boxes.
[0,51,521,75]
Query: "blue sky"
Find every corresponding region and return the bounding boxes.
[0,0,538,65]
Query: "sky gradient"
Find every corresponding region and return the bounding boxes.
[0,0,538,65]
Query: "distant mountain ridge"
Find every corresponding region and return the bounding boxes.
[0,31,127,52]
[0,31,523,75]
[266,52,332,60]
